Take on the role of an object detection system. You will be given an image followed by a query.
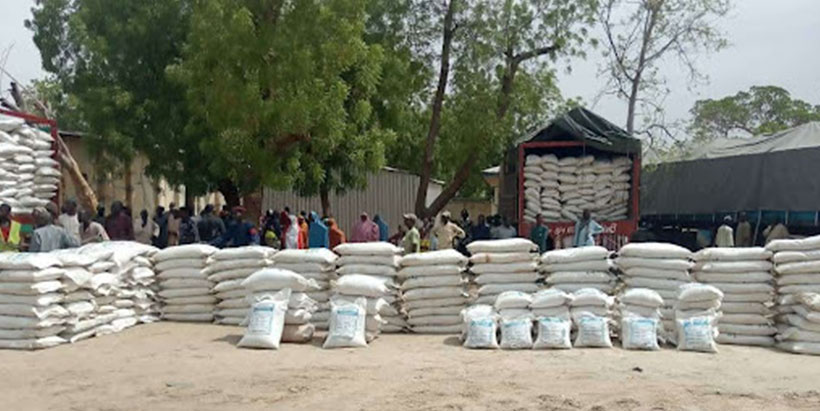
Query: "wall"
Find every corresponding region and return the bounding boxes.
[263,168,443,236]
[60,136,224,214]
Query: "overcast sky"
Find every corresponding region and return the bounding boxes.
[2,0,819,138]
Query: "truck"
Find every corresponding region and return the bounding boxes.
[641,121,820,249]
[498,107,642,250]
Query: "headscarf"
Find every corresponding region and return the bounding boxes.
[280,211,291,249]
[373,215,389,242]
[285,214,299,249]
[297,215,308,249]
[308,211,329,248]
[327,218,346,248]
[351,212,379,243]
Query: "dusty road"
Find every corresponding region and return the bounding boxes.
[1,323,818,411]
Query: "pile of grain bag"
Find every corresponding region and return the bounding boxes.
[207,246,275,326]
[691,247,776,347]
[400,249,468,334]
[64,241,159,342]
[616,242,693,340]
[0,253,67,349]
[0,114,60,214]
[570,288,614,348]
[674,283,723,352]
[155,244,217,322]
[522,154,631,223]
[494,291,534,349]
[468,239,539,305]
[767,235,820,353]
[618,288,664,350]
[776,292,820,355]
[540,246,615,294]
[242,268,318,343]
[333,242,403,338]
[271,248,337,330]
[332,274,392,344]
[530,289,573,349]
[461,304,499,349]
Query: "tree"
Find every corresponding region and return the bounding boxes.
[599,0,731,135]
[168,0,392,216]
[27,0,217,203]
[407,0,598,218]
[689,85,820,141]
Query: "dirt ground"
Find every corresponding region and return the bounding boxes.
[1,323,819,411]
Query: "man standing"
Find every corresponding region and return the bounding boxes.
[153,206,168,248]
[213,206,259,247]
[573,210,603,247]
[105,201,135,241]
[166,203,180,246]
[30,207,80,252]
[495,216,517,239]
[308,211,329,248]
[134,209,156,245]
[470,214,491,241]
[79,210,109,244]
[401,213,421,254]
[350,212,380,242]
[57,200,81,242]
[431,211,465,250]
[735,212,753,247]
[715,216,735,247]
[530,214,550,253]
[178,207,201,245]
[197,205,225,244]
[0,203,22,252]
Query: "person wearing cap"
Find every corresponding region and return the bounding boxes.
[715,215,735,247]
[29,207,80,252]
[401,213,421,254]
[431,211,465,250]
[350,212,380,243]
[0,203,23,252]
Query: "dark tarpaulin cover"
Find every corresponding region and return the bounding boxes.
[642,122,820,215]
[514,107,641,154]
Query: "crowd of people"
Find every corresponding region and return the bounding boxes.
[0,196,616,255]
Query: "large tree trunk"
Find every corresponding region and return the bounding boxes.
[414,0,458,217]
[54,133,98,212]
[320,187,331,218]
[217,179,241,208]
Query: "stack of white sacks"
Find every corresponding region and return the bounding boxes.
[674,283,723,352]
[570,288,615,348]
[493,291,534,349]
[242,268,318,343]
[271,248,337,330]
[691,247,776,347]
[468,239,539,305]
[776,292,820,355]
[0,114,60,214]
[618,288,664,350]
[767,235,820,354]
[540,246,615,294]
[522,153,631,224]
[400,249,468,334]
[60,242,159,343]
[530,289,573,349]
[155,244,218,323]
[616,242,693,341]
[208,246,275,326]
[333,242,403,338]
[0,253,68,349]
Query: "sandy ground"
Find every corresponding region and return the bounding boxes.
[1,323,819,411]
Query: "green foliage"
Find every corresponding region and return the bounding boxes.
[377,0,597,199]
[689,85,820,141]
[169,0,390,198]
